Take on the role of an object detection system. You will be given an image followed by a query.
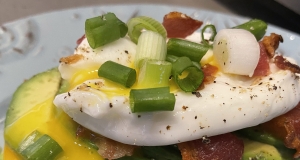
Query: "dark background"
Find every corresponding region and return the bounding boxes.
[216,0,300,34]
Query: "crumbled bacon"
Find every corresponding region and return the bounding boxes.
[76,125,135,160]
[260,102,300,158]
[77,34,86,45]
[274,55,300,73]
[202,64,218,84]
[96,136,136,160]
[262,33,283,58]
[252,42,271,77]
[197,64,218,90]
[178,133,244,160]
[162,12,203,38]
[59,54,84,64]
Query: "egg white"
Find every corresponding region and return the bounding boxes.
[54,35,300,146]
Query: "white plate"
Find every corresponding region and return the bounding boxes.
[1,4,300,150]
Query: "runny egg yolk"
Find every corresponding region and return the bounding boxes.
[68,54,221,96]
[4,98,104,160]
[69,66,182,95]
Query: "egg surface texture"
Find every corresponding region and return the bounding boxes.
[54,35,300,146]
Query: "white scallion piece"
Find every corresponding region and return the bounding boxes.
[213,29,260,77]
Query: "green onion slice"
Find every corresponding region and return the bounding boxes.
[98,61,136,88]
[201,24,217,45]
[21,134,63,160]
[167,38,209,62]
[232,19,267,41]
[85,13,128,49]
[138,59,172,88]
[130,87,175,113]
[135,31,167,68]
[18,130,43,153]
[127,16,167,44]
[166,55,200,69]
[171,57,204,92]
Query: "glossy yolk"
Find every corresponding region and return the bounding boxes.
[4,98,104,160]
[69,66,181,96]
[3,144,22,160]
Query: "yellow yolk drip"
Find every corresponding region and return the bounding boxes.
[69,67,181,96]
[69,67,99,89]
[200,49,220,69]
[4,98,104,160]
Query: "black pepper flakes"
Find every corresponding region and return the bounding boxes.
[201,136,210,144]
[80,107,83,112]
[109,103,113,108]
[124,50,128,54]
[68,92,71,96]
[223,119,226,123]
[182,106,188,111]
[192,91,202,98]
[138,115,141,118]
[166,125,171,130]
[195,116,197,119]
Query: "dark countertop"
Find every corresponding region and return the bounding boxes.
[215,0,300,34]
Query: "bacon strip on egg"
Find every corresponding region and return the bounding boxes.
[76,125,135,160]
[274,55,300,74]
[177,133,244,160]
[252,41,271,77]
[262,33,283,58]
[162,11,203,38]
[260,102,300,158]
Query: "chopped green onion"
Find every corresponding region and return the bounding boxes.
[135,31,167,67]
[232,19,267,41]
[130,87,175,113]
[171,57,204,92]
[18,130,43,153]
[166,55,200,69]
[201,24,217,45]
[127,16,167,44]
[167,38,209,62]
[98,61,136,88]
[138,60,172,88]
[85,13,128,49]
[21,134,63,160]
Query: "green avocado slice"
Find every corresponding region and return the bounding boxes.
[5,68,61,127]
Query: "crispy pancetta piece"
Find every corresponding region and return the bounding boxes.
[178,133,244,160]
[163,11,203,38]
[274,55,300,74]
[262,33,283,58]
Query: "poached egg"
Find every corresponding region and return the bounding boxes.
[54,32,300,146]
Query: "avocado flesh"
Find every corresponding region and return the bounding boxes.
[5,68,61,127]
[238,127,299,159]
[3,68,104,159]
[243,139,282,160]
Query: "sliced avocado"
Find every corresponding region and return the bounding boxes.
[56,79,70,95]
[243,139,282,160]
[237,126,299,159]
[5,68,61,127]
